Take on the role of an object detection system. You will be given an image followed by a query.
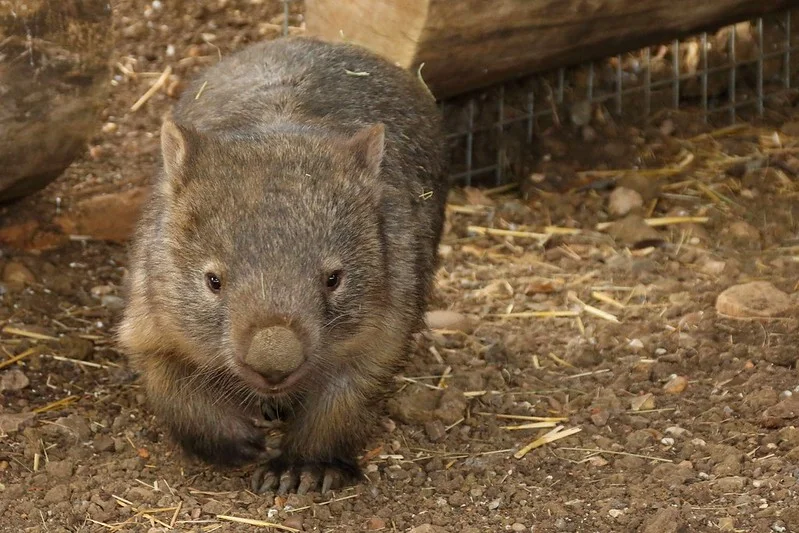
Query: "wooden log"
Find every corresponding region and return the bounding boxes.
[0,0,114,204]
[305,0,799,99]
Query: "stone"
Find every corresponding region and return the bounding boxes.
[54,186,148,242]
[716,281,791,318]
[0,368,30,391]
[424,310,475,332]
[641,507,685,533]
[2,262,35,287]
[608,186,644,217]
[0,0,113,202]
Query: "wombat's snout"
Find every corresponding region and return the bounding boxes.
[243,326,305,385]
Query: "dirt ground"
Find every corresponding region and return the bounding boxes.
[1,1,799,532]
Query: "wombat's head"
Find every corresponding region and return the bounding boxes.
[155,117,393,396]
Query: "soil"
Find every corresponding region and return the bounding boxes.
[1,1,799,532]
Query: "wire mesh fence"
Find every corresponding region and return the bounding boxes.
[440,9,799,187]
[281,2,799,188]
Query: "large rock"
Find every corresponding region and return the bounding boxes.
[0,0,114,203]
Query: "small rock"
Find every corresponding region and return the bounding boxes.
[608,186,644,217]
[424,310,475,332]
[718,517,735,531]
[53,186,147,243]
[714,476,747,493]
[283,516,304,531]
[59,336,94,360]
[628,338,644,351]
[608,509,624,518]
[659,119,676,136]
[201,499,229,516]
[0,412,34,434]
[511,523,527,532]
[0,368,30,391]
[727,221,761,243]
[366,517,386,530]
[93,434,116,453]
[438,244,453,258]
[570,100,593,126]
[101,295,126,311]
[716,281,791,318]
[424,420,446,442]
[487,498,501,510]
[761,397,799,428]
[666,426,688,437]
[409,525,444,533]
[2,261,35,287]
[606,214,662,248]
[697,257,726,276]
[642,507,684,533]
[45,459,74,479]
[55,414,92,441]
[630,393,655,411]
[43,484,71,504]
[90,284,115,297]
[663,375,688,394]
[626,429,655,450]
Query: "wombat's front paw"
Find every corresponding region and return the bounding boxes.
[251,417,285,461]
[251,459,358,495]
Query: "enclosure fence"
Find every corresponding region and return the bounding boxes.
[281,2,799,188]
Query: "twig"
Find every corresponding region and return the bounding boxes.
[131,65,172,112]
[514,426,582,459]
[216,515,299,531]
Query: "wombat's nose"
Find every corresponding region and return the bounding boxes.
[244,326,305,383]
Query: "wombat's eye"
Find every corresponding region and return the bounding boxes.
[206,272,222,293]
[325,271,342,291]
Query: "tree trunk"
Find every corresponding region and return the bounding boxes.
[305,0,798,99]
[0,0,114,203]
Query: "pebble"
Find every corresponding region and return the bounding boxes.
[714,476,747,493]
[366,517,386,530]
[663,375,688,394]
[716,281,791,318]
[665,426,688,437]
[718,517,735,531]
[2,261,35,287]
[424,310,475,332]
[102,294,126,311]
[642,507,684,533]
[628,338,644,351]
[606,214,662,247]
[716,281,791,317]
[93,434,116,453]
[608,186,644,217]
[424,420,446,442]
[283,516,304,531]
[608,509,624,518]
[511,523,527,532]
[43,484,71,504]
[0,412,34,434]
[45,459,74,479]
[487,498,501,510]
[201,499,229,516]
[0,368,30,391]
[409,525,444,533]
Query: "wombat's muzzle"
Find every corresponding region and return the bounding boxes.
[242,326,306,385]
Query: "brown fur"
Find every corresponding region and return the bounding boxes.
[117,36,448,482]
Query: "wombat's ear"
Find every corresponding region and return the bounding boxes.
[346,123,385,178]
[160,116,190,179]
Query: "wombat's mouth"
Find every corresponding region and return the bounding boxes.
[232,358,313,395]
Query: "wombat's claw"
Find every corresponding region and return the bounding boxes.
[251,464,344,495]
[251,467,279,493]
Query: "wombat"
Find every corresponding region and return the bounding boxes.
[117,36,449,495]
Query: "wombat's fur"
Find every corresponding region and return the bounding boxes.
[117,36,448,494]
